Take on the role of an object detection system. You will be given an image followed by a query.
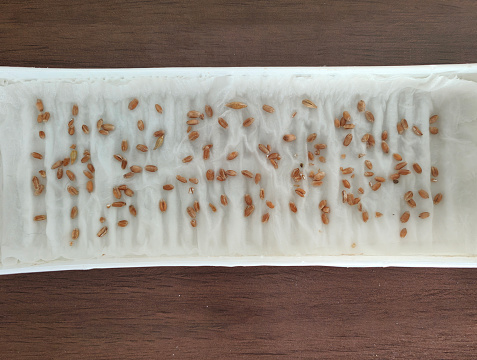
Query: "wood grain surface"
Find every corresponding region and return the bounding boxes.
[1,0,477,359]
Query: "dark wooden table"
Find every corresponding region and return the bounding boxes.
[1,1,476,358]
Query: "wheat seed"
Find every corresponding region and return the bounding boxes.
[243,117,255,127]
[189,131,199,141]
[244,205,255,217]
[397,123,404,134]
[128,98,138,110]
[400,228,407,238]
[67,186,79,196]
[258,144,270,155]
[220,194,228,206]
[226,102,247,109]
[342,180,351,189]
[433,193,443,204]
[130,165,142,173]
[412,125,423,136]
[307,133,317,142]
[182,155,193,163]
[418,189,429,199]
[187,206,197,219]
[302,99,317,108]
[31,152,43,160]
[136,144,148,152]
[145,165,158,172]
[283,134,296,142]
[260,188,265,200]
[255,173,261,184]
[205,105,213,117]
[343,134,353,146]
[371,182,381,191]
[242,170,253,178]
[176,175,187,183]
[429,127,439,134]
[262,104,274,113]
[206,170,214,181]
[357,100,365,112]
[159,200,167,212]
[218,117,228,129]
[365,111,374,122]
[375,176,385,182]
[163,184,174,191]
[227,152,238,160]
[289,202,297,213]
[431,166,439,177]
[381,141,389,153]
[70,206,78,219]
[321,213,329,224]
[419,212,430,219]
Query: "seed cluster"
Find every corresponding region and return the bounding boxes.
[31,96,443,245]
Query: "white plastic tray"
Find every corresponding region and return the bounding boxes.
[1,64,477,274]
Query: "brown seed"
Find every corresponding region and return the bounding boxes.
[364,160,373,170]
[36,99,44,112]
[340,118,346,128]
[153,104,163,114]
[34,215,47,222]
[410,163,422,174]
[145,165,158,172]
[433,193,443,204]
[429,115,438,124]
[241,170,253,178]
[31,152,43,160]
[190,219,197,228]
[367,135,376,148]
[341,167,353,175]
[207,203,216,213]
[412,125,423,136]
[342,111,351,122]
[289,202,297,213]
[429,127,439,135]
[113,187,121,199]
[114,154,124,162]
[187,119,199,126]
[83,170,93,179]
[225,170,236,177]
[80,124,89,134]
[32,176,40,189]
[418,189,429,199]
[205,105,213,118]
[136,144,148,152]
[308,151,314,161]
[397,123,404,134]
[343,124,355,129]
[136,120,144,131]
[188,178,198,185]
[321,213,329,225]
[226,102,247,109]
[182,155,193,163]
[407,199,417,208]
[71,228,80,240]
[187,206,197,219]
[357,100,365,112]
[291,112,297,118]
[307,133,317,142]
[394,162,407,171]
[128,98,139,110]
[123,166,139,175]
[319,200,327,210]
[364,172,374,177]
[163,184,174,191]
[34,184,45,196]
[203,146,210,160]
[382,130,388,141]
[365,111,375,122]
[302,99,317,109]
[103,124,115,132]
[112,201,126,208]
[244,205,255,217]
[154,130,165,138]
[243,117,255,127]
[159,199,167,212]
[381,141,389,153]
[227,152,238,160]
[127,205,136,217]
[97,226,108,237]
[189,131,199,141]
[419,212,430,219]
[68,118,74,128]
[400,228,407,238]
[97,118,103,130]
[39,131,45,139]
[295,188,306,197]
[375,212,383,218]
[121,160,128,170]
[67,186,79,196]
[431,166,439,177]
[260,188,265,200]
[258,144,270,155]
[118,185,128,191]
[372,182,381,191]
[362,211,369,223]
[43,112,50,122]
[283,134,296,142]
[99,129,109,136]
[389,173,400,181]
[220,194,228,206]
[153,136,164,150]
[400,118,408,130]
[206,169,214,181]
[124,188,134,197]
[264,200,274,209]
[398,169,411,175]
[375,176,385,182]
[262,213,270,223]
[313,171,326,181]
[99,217,106,223]
[404,191,414,201]
[66,170,75,181]
[176,175,187,183]
[218,117,228,129]
[361,134,370,143]
[193,201,200,213]
[255,173,261,184]
[358,187,364,195]
[334,118,341,128]
[400,211,410,223]
[71,104,78,116]
[86,180,93,193]
[341,190,348,203]
[70,206,78,219]
[343,133,353,146]
[393,153,402,161]
[118,220,128,227]
[342,180,351,189]
[315,143,327,150]
[347,193,354,205]
[187,110,201,119]
[262,104,275,113]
